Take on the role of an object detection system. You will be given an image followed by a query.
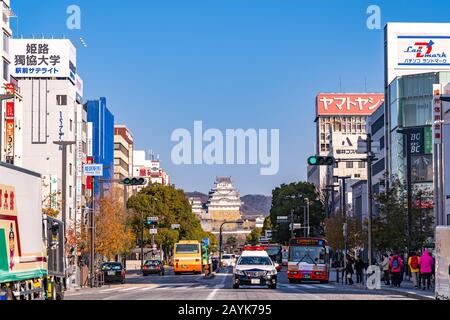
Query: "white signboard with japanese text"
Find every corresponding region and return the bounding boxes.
[83,164,103,177]
[11,39,77,82]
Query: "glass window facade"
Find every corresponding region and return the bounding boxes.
[387,71,450,189]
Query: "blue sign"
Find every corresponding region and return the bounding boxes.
[202,237,210,247]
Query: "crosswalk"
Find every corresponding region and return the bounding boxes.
[96,284,213,294]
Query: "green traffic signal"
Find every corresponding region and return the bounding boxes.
[308,156,318,165]
[307,156,335,166]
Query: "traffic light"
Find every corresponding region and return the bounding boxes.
[307,156,335,166]
[120,177,148,186]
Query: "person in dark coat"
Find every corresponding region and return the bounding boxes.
[355,256,365,284]
[345,255,354,285]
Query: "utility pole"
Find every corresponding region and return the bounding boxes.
[290,209,295,239]
[53,141,76,238]
[367,133,374,266]
[398,129,413,254]
[335,175,351,282]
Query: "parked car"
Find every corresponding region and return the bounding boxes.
[221,254,236,267]
[142,260,165,276]
[101,262,125,284]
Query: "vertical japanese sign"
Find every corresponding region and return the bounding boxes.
[50,175,58,210]
[4,102,14,164]
[433,84,444,144]
[5,120,14,164]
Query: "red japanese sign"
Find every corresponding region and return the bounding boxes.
[317,93,384,116]
[6,102,14,119]
[5,83,14,95]
[86,157,93,190]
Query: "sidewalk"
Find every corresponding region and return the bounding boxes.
[329,269,435,300]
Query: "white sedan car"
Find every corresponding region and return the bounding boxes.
[221,254,236,267]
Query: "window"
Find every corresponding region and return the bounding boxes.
[56,95,67,106]
[380,137,385,150]
[3,59,9,81]
[3,32,9,53]
[69,185,72,198]
[70,119,73,132]
[346,162,354,169]
[70,163,73,176]
[358,162,366,169]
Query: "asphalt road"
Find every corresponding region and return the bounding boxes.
[66,267,417,300]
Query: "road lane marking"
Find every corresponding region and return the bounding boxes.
[119,287,140,292]
[300,284,314,289]
[139,286,158,291]
[207,270,229,300]
[99,288,122,293]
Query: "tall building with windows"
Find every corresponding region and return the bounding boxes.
[308,93,384,215]
[133,150,170,187]
[11,38,85,228]
[0,1,24,166]
[309,93,384,184]
[114,125,133,181]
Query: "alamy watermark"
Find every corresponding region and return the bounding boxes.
[66,5,81,30]
[171,121,279,176]
[366,5,381,30]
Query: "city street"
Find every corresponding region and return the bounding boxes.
[66,267,418,300]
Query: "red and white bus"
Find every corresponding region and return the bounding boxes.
[287,238,331,284]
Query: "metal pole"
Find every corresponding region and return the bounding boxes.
[406,132,413,253]
[90,177,95,288]
[290,209,294,239]
[303,206,307,238]
[61,145,68,238]
[367,133,373,266]
[219,224,223,267]
[141,211,144,268]
[123,185,128,210]
[306,199,310,237]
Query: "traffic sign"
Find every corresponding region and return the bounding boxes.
[83,164,103,177]
[202,237,210,247]
[149,228,158,235]
[147,217,159,226]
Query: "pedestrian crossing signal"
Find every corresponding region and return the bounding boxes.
[307,156,335,166]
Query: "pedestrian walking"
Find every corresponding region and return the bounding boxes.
[380,254,390,285]
[419,249,433,290]
[355,256,365,284]
[389,252,403,288]
[407,252,420,289]
[345,255,354,285]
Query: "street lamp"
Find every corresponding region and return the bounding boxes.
[219,220,244,268]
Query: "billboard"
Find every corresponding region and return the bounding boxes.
[11,39,77,82]
[317,93,384,116]
[332,133,367,159]
[385,23,450,86]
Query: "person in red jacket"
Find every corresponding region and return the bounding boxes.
[389,252,403,288]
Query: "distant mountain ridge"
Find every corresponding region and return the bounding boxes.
[186,192,272,217]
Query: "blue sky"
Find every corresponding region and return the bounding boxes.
[12,0,450,195]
